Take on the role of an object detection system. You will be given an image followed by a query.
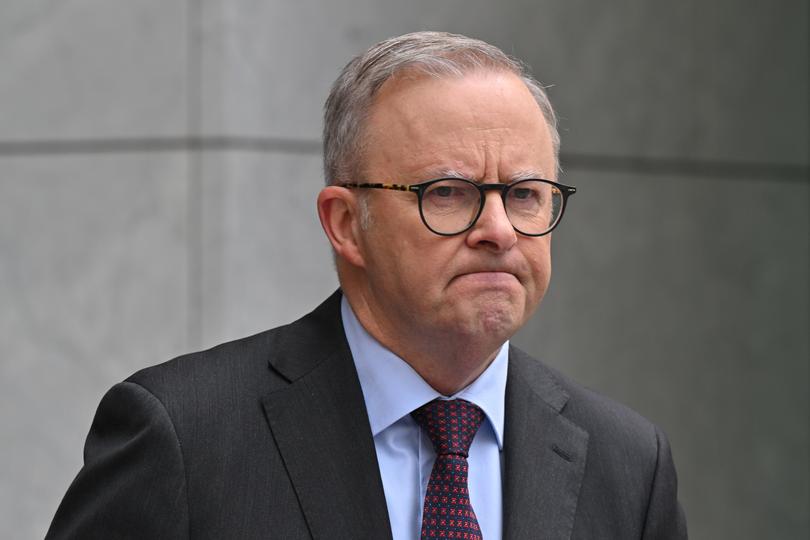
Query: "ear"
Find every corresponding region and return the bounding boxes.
[317,186,366,268]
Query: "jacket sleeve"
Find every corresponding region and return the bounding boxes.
[45,381,189,540]
[641,425,688,540]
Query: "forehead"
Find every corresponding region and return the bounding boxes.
[362,70,555,181]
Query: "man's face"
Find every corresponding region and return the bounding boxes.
[354,69,556,353]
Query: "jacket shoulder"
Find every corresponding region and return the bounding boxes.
[128,291,347,399]
[128,327,285,398]
[511,346,659,446]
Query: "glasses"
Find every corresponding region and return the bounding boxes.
[340,178,577,236]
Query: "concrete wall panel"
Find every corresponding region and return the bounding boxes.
[506,0,809,165]
[0,154,190,539]
[0,0,188,140]
[197,151,338,347]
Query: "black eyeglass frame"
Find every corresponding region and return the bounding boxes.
[340,178,577,237]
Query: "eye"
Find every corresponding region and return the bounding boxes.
[432,185,457,198]
[424,180,476,201]
[511,187,534,200]
[508,185,542,203]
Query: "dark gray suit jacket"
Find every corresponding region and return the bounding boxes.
[47,291,687,539]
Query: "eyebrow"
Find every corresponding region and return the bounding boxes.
[509,170,547,181]
[426,168,548,183]
[430,168,470,179]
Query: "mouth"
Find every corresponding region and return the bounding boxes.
[452,270,520,287]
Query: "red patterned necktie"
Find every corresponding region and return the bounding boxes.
[411,398,485,540]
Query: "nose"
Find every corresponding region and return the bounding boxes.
[465,191,517,252]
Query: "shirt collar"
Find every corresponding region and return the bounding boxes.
[341,296,508,449]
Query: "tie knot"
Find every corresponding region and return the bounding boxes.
[411,399,485,458]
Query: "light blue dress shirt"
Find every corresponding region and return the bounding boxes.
[341,296,507,540]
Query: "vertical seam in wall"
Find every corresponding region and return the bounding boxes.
[186,0,203,350]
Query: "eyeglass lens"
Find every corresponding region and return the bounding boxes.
[421,179,563,235]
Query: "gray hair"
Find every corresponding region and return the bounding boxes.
[323,31,560,185]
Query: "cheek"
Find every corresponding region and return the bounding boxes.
[367,235,429,293]
[535,263,552,300]
[526,244,552,295]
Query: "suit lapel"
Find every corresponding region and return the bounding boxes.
[260,292,392,540]
[503,347,589,540]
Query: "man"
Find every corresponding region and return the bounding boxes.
[47,32,687,539]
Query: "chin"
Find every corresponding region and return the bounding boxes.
[478,307,523,336]
[457,294,525,338]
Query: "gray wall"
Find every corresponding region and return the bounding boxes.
[1,1,807,539]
